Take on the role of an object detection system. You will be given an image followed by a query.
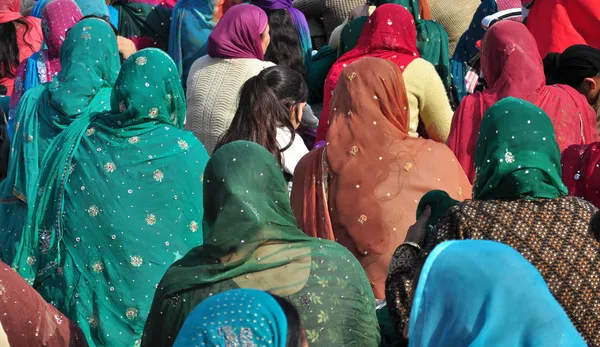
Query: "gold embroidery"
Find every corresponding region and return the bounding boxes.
[358,215,368,225]
[347,72,357,81]
[350,146,359,155]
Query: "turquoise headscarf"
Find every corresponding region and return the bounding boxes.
[168,0,217,89]
[473,97,568,200]
[409,240,586,346]
[13,49,209,347]
[174,289,288,346]
[0,18,120,264]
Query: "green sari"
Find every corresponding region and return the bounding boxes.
[473,97,568,200]
[13,49,209,347]
[0,18,120,265]
[142,141,380,347]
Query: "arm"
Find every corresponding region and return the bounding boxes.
[385,209,462,336]
[419,64,454,143]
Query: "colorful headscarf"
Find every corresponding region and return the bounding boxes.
[473,97,568,200]
[0,261,89,347]
[316,4,420,143]
[562,143,600,209]
[142,141,380,347]
[0,0,22,23]
[524,0,600,58]
[408,240,586,346]
[291,58,471,299]
[251,0,313,64]
[31,0,50,18]
[13,49,208,347]
[169,0,218,87]
[448,20,598,183]
[110,0,175,50]
[73,0,110,16]
[207,4,268,60]
[10,0,83,114]
[174,289,288,347]
[0,18,119,264]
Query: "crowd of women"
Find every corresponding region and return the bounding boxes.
[1,0,600,346]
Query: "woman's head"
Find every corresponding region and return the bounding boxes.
[480,20,544,92]
[0,0,32,79]
[407,240,586,345]
[173,289,304,347]
[41,0,83,59]
[110,49,185,128]
[261,9,305,77]
[215,65,308,164]
[473,97,567,200]
[207,4,270,60]
[544,45,600,107]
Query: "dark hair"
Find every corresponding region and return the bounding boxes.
[215,65,308,166]
[591,211,600,243]
[263,9,307,79]
[0,18,33,79]
[544,45,600,87]
[270,294,303,347]
[80,15,118,35]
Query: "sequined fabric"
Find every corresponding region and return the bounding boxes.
[386,196,600,345]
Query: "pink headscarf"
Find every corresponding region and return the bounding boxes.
[207,4,268,60]
[0,0,22,23]
[42,0,83,62]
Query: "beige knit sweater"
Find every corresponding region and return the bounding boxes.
[428,0,480,56]
[185,56,275,155]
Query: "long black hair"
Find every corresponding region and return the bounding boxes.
[263,9,307,79]
[271,294,304,347]
[0,18,33,79]
[215,65,308,167]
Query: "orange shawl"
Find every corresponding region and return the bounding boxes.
[291,57,471,298]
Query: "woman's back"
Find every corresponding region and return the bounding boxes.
[185,56,275,154]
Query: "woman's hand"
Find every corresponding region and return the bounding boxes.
[117,36,137,60]
[403,206,431,247]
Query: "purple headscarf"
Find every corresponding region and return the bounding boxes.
[207,4,268,60]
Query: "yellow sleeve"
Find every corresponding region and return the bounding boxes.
[416,60,454,143]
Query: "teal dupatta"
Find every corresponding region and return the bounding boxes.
[0,18,120,264]
[14,49,209,347]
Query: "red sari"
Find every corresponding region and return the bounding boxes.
[0,261,88,346]
[314,4,419,143]
[447,20,598,183]
[561,143,600,209]
[525,0,600,58]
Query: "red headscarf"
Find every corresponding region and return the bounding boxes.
[447,20,598,183]
[315,4,419,143]
[561,143,600,209]
[0,0,21,23]
[524,0,600,58]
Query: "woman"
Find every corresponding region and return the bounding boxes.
[0,18,120,265]
[387,97,600,344]
[562,143,600,210]
[407,241,586,346]
[10,0,83,114]
[169,0,220,89]
[450,0,521,102]
[215,66,309,179]
[251,0,312,69]
[185,4,275,154]
[448,20,598,183]
[291,58,471,299]
[173,289,307,347]
[0,0,42,97]
[524,0,600,58]
[109,0,175,50]
[142,141,380,347]
[0,261,89,346]
[315,4,453,144]
[13,49,209,347]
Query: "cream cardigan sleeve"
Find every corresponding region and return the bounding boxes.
[403,58,454,143]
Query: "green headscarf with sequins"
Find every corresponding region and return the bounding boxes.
[142,141,380,347]
[13,49,209,347]
[0,18,120,264]
[473,97,568,200]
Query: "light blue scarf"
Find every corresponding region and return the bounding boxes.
[409,240,586,346]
